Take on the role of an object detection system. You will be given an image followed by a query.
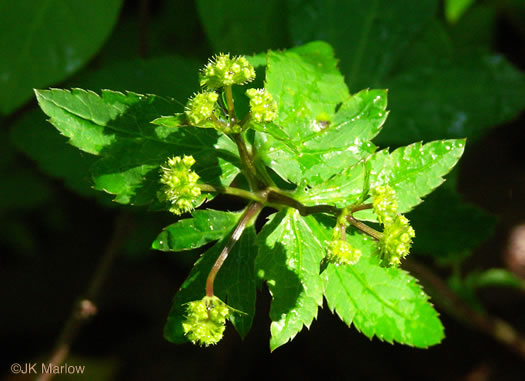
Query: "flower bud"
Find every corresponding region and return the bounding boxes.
[182,296,231,346]
[327,239,362,266]
[372,185,398,224]
[246,88,278,123]
[185,91,219,127]
[200,54,256,89]
[160,155,201,215]
[378,215,415,266]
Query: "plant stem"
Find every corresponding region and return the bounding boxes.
[403,259,525,360]
[200,182,379,239]
[210,114,228,129]
[206,202,262,297]
[198,184,266,203]
[253,153,277,188]
[266,190,339,215]
[350,203,373,213]
[224,85,236,121]
[239,111,252,129]
[347,216,383,240]
[37,213,132,381]
[233,133,263,190]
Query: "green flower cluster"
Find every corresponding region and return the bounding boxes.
[326,210,362,266]
[372,185,415,266]
[377,215,415,266]
[372,185,398,224]
[180,52,277,133]
[160,155,201,215]
[246,88,278,123]
[185,91,218,127]
[327,239,362,266]
[200,53,256,89]
[182,296,231,346]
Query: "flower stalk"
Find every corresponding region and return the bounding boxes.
[205,202,263,297]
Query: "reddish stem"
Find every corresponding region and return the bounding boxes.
[206,203,262,297]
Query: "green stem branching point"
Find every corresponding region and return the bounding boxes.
[233,133,264,191]
[209,114,228,130]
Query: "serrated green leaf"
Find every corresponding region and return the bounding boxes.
[408,187,496,259]
[247,53,267,69]
[265,41,350,140]
[0,0,122,114]
[322,231,444,347]
[12,56,203,201]
[256,209,326,350]
[287,0,438,92]
[35,88,240,205]
[249,121,293,146]
[290,89,386,183]
[152,210,242,251]
[164,225,257,342]
[355,139,465,220]
[257,86,384,184]
[294,161,367,207]
[331,89,388,139]
[255,44,386,185]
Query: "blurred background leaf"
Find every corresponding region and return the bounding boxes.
[197,0,288,54]
[0,0,123,115]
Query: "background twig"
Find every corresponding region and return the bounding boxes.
[404,259,525,360]
[36,213,132,381]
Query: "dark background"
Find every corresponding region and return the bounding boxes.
[1,0,524,380]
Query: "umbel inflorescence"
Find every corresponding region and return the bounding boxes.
[36,41,464,351]
[158,53,416,347]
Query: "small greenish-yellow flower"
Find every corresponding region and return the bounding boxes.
[160,155,201,215]
[327,239,362,266]
[182,296,231,346]
[200,54,255,89]
[185,91,219,127]
[246,88,278,122]
[372,185,398,224]
[378,215,415,266]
